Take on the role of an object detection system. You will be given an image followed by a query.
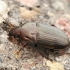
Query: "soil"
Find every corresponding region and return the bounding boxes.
[0,0,70,70]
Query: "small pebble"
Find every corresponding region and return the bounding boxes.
[0,1,9,23]
[52,1,65,10]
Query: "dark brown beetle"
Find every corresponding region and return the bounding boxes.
[9,23,69,49]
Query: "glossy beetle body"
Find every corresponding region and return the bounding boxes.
[9,23,69,49]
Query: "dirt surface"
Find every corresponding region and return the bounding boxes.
[0,0,70,70]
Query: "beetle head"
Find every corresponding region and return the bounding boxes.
[9,27,20,38]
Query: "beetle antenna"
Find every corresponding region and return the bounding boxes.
[0,14,14,29]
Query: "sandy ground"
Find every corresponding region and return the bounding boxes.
[0,0,70,70]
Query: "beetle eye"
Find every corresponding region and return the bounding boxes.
[14,33,20,37]
[14,34,18,37]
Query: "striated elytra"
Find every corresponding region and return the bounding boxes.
[37,24,69,49]
[9,23,69,49]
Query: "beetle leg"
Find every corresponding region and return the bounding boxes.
[53,49,66,56]
[17,43,28,53]
[35,43,38,47]
[14,43,28,59]
[34,44,53,61]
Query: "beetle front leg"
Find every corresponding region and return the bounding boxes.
[14,43,29,59]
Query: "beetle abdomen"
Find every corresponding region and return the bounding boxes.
[37,24,69,49]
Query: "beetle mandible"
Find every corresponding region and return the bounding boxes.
[9,23,69,49]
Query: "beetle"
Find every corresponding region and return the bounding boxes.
[8,23,69,49]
